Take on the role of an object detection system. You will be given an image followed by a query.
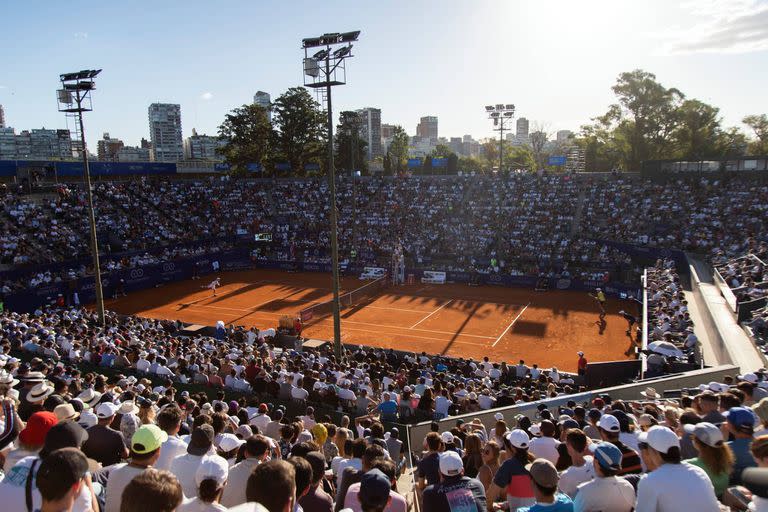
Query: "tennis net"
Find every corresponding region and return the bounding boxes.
[299,276,389,323]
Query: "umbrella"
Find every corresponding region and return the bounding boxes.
[648,341,684,358]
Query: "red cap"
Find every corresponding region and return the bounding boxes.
[258,403,268,412]
[592,398,605,408]
[19,411,58,446]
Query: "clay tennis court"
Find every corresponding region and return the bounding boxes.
[104,269,637,372]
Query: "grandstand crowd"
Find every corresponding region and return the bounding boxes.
[3,299,768,511]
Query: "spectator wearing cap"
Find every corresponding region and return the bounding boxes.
[171,424,217,498]
[416,432,443,492]
[486,429,535,511]
[2,410,57,473]
[343,458,406,512]
[105,424,168,512]
[529,420,561,465]
[250,403,271,433]
[697,392,726,425]
[337,444,389,512]
[177,455,229,512]
[353,468,393,512]
[518,458,573,512]
[573,442,635,512]
[725,406,759,485]
[597,414,642,475]
[81,401,128,467]
[558,429,594,498]
[422,450,487,512]
[35,448,90,512]
[753,398,768,437]
[221,435,271,508]
[635,426,719,512]
[683,422,734,498]
[0,420,96,512]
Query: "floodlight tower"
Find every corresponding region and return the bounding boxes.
[302,31,360,359]
[57,69,105,326]
[485,104,515,172]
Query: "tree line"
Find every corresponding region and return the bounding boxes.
[217,71,768,175]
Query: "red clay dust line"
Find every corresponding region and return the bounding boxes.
[491,302,530,347]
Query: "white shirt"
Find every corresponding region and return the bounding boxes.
[529,436,561,464]
[177,497,227,512]
[250,413,270,433]
[335,457,362,487]
[434,396,452,417]
[221,458,261,508]
[635,462,720,512]
[170,453,207,498]
[0,455,93,512]
[154,435,188,471]
[573,475,635,512]
[558,456,595,498]
[105,464,148,512]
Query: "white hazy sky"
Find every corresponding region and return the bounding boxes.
[1,0,767,147]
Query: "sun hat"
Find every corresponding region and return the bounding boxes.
[640,387,661,399]
[683,422,724,447]
[131,424,168,454]
[0,370,20,387]
[77,389,102,408]
[505,429,530,449]
[638,425,680,454]
[195,455,229,487]
[438,450,464,476]
[19,411,58,446]
[54,403,79,422]
[589,442,623,471]
[26,382,54,403]
[753,398,768,423]
[118,401,139,415]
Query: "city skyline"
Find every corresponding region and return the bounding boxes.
[1,0,767,151]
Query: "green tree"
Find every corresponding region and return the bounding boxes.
[217,104,272,174]
[387,125,409,172]
[529,130,550,170]
[383,153,392,175]
[422,155,432,174]
[673,99,722,159]
[715,127,748,158]
[271,87,326,175]
[743,114,768,154]
[458,156,483,173]
[447,153,459,174]
[335,111,368,175]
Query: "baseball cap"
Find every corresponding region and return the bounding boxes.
[441,431,455,444]
[19,411,58,446]
[494,412,504,421]
[96,402,119,419]
[683,422,724,447]
[439,451,464,476]
[589,442,622,471]
[195,455,229,487]
[587,408,602,420]
[505,429,530,449]
[78,410,98,429]
[219,433,245,453]
[359,469,391,507]
[725,407,758,432]
[40,421,89,457]
[131,424,168,454]
[638,425,680,454]
[598,414,620,433]
[739,373,759,384]
[526,459,559,488]
[188,425,215,456]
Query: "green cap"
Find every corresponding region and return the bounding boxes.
[131,424,168,454]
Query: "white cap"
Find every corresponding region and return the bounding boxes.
[739,373,758,384]
[577,351,584,357]
[505,429,530,449]
[494,412,504,421]
[598,414,620,433]
[96,402,119,418]
[638,425,680,454]
[683,422,724,447]
[441,431,455,444]
[195,455,229,487]
[439,451,464,476]
[78,410,98,429]
[219,433,245,453]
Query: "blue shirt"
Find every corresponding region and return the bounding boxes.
[377,400,398,415]
[519,493,574,512]
[728,437,757,485]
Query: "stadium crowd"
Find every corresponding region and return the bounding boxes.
[3,309,768,511]
[715,254,768,303]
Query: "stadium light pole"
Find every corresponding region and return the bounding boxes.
[303,31,360,359]
[57,69,105,326]
[486,104,515,172]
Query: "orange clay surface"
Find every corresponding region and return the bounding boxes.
[104,269,637,372]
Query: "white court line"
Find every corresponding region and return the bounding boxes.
[336,325,490,347]
[491,302,530,347]
[410,299,454,328]
[363,305,434,314]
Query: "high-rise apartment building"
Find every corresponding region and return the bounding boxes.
[117,146,151,162]
[184,129,226,161]
[0,105,5,129]
[416,116,438,140]
[253,91,271,122]
[516,117,529,138]
[556,130,574,143]
[97,133,125,161]
[148,103,183,162]
[0,127,15,157]
[355,108,382,161]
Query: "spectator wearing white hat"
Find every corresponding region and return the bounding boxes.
[683,422,734,498]
[635,426,719,512]
[486,429,535,511]
[573,442,635,512]
[81,401,128,467]
[422,450,487,512]
[597,414,642,476]
[177,455,229,512]
[221,435,271,508]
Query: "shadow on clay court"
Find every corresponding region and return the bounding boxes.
[511,320,547,337]
[207,282,275,304]
[440,301,482,355]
